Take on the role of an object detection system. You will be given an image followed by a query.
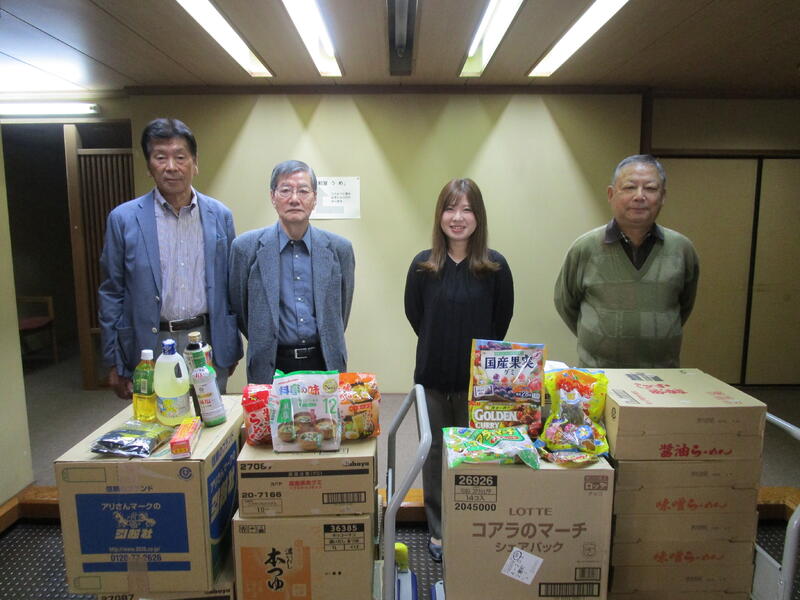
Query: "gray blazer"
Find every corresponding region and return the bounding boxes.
[229,222,355,383]
[98,190,243,377]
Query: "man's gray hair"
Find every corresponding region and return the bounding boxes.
[270,160,317,192]
[612,154,667,189]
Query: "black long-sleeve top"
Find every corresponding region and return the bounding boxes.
[404,249,514,392]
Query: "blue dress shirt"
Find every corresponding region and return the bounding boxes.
[277,227,319,346]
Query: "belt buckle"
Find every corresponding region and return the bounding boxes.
[167,319,180,333]
[294,347,308,360]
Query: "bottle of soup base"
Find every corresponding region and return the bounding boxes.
[154,339,191,427]
[190,349,227,427]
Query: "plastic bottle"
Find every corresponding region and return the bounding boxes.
[190,349,227,427]
[132,349,156,422]
[154,339,191,427]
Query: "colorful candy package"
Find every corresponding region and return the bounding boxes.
[443,425,540,469]
[338,372,381,440]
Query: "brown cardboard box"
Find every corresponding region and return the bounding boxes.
[609,592,749,600]
[613,459,761,490]
[610,562,754,593]
[442,458,614,600]
[611,539,754,566]
[613,486,758,515]
[56,397,243,594]
[613,511,758,542]
[237,438,376,518]
[603,369,765,460]
[233,510,373,600]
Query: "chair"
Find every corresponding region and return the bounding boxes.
[17,295,58,363]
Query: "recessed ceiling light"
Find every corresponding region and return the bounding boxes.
[282,0,342,77]
[175,0,272,77]
[0,102,99,116]
[460,0,524,78]
[529,0,629,77]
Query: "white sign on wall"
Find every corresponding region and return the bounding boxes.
[311,176,360,219]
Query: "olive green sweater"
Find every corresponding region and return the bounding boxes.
[554,225,699,368]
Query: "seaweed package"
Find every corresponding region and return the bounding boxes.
[540,368,609,459]
[443,425,540,470]
[91,420,173,458]
[338,372,381,440]
[269,371,341,452]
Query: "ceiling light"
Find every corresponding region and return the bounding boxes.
[282,0,342,77]
[460,0,523,77]
[529,0,629,77]
[0,103,100,116]
[175,0,271,77]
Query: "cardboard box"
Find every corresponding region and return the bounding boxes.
[56,397,243,594]
[234,511,373,600]
[613,459,761,490]
[610,562,754,593]
[613,486,758,515]
[603,369,765,460]
[442,458,614,600]
[237,438,377,517]
[611,539,754,566]
[610,592,749,600]
[613,511,758,542]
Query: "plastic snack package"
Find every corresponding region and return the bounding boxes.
[338,372,381,440]
[540,368,609,458]
[242,383,272,445]
[468,400,541,440]
[468,339,545,436]
[91,419,173,458]
[269,371,341,452]
[443,425,540,469]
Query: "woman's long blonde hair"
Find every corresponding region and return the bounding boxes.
[418,178,499,276]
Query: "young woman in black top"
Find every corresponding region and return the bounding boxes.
[404,178,514,562]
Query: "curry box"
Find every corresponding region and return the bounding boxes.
[613,511,758,542]
[613,486,758,515]
[610,562,754,593]
[603,369,765,461]
[442,458,614,600]
[56,397,243,594]
[237,438,376,517]
[611,539,754,567]
[613,459,761,490]
[233,510,373,600]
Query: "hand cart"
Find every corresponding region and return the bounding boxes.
[375,384,432,600]
[752,412,800,600]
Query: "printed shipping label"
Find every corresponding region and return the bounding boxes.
[501,547,543,585]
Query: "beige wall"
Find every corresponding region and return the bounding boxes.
[129,93,641,392]
[0,132,34,503]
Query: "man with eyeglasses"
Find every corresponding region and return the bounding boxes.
[554,154,699,368]
[229,159,355,383]
[99,118,242,398]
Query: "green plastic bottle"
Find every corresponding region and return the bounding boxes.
[132,349,156,422]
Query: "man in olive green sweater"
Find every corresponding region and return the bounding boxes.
[554,155,699,368]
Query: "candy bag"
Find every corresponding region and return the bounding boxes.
[91,420,173,458]
[338,372,381,440]
[242,383,272,445]
[443,425,540,469]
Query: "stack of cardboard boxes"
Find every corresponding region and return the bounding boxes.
[603,369,766,600]
[56,396,243,599]
[233,438,378,600]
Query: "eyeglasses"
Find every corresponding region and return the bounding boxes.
[275,186,314,200]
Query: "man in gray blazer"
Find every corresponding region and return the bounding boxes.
[98,118,242,398]
[229,160,355,383]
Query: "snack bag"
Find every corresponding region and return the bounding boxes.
[242,384,272,445]
[469,339,545,434]
[269,371,341,452]
[91,420,173,458]
[468,400,542,439]
[338,372,381,440]
[540,368,609,461]
[443,425,540,469]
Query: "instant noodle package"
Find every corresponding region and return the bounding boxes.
[241,383,271,445]
[338,372,381,440]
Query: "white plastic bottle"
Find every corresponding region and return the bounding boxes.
[154,339,191,427]
[190,349,227,427]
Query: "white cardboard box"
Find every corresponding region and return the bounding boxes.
[56,397,242,594]
[237,438,376,517]
[442,458,614,600]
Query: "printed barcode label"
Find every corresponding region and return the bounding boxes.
[625,372,663,382]
[612,389,639,403]
[575,567,601,581]
[538,582,600,597]
[323,491,367,504]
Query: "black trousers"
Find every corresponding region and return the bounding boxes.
[275,352,326,375]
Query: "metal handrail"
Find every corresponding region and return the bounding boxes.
[383,384,431,600]
[765,412,800,600]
